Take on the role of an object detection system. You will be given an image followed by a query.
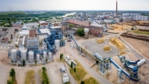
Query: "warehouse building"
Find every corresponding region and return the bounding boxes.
[65,19,103,37]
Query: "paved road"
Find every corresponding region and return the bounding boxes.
[64,62,77,84]
[0,63,10,84]
[66,44,113,84]
[48,62,63,84]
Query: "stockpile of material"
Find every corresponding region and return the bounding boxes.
[104,45,110,51]
[97,38,104,44]
[119,51,126,55]
[112,24,132,30]
[110,38,125,50]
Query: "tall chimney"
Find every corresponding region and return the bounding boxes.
[116,0,118,16]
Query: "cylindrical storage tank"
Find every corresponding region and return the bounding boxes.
[137,59,146,67]
[43,51,47,61]
[11,49,17,62]
[36,54,40,62]
[84,28,89,33]
[94,53,103,60]
[21,49,27,61]
[48,52,52,60]
[84,28,89,38]
[55,40,60,50]
[28,51,34,63]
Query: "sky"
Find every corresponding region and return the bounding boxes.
[0,0,149,11]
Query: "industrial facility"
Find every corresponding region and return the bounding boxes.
[9,23,65,65]
[1,1,149,84]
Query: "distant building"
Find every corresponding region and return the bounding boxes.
[24,22,39,29]
[122,16,132,22]
[12,21,23,28]
[122,13,140,17]
[132,16,149,21]
[122,13,148,21]
[0,27,18,43]
[64,19,103,37]
[19,25,30,36]
[39,21,48,27]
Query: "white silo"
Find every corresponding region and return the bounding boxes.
[11,49,17,62]
[48,52,52,60]
[84,28,89,38]
[55,40,60,51]
[36,54,40,62]
[43,51,47,61]
[28,51,34,63]
[21,49,27,61]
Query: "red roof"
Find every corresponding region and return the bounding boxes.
[67,20,90,27]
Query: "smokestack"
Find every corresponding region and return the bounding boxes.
[116,0,118,16]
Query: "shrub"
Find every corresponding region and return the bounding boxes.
[77,28,85,37]
[71,62,74,68]
[60,53,63,60]
[74,67,76,72]
[80,81,85,84]
[22,60,26,66]
[42,67,47,71]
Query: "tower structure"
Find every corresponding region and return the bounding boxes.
[116,0,118,16]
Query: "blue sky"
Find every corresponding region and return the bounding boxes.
[0,0,149,11]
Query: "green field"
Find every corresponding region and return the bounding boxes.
[132,30,149,36]
[84,77,99,84]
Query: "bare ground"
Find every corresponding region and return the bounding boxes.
[121,36,149,59]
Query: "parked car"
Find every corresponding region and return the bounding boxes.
[62,73,69,84]
[60,66,66,73]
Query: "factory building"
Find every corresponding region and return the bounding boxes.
[19,25,30,36]
[39,21,48,27]
[0,27,18,43]
[65,19,103,37]
[26,30,39,51]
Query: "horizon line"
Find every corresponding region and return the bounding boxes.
[0,9,149,12]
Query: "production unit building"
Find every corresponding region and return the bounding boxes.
[26,30,39,51]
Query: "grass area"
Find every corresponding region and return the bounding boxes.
[69,60,87,82]
[133,30,149,36]
[84,77,99,84]
[25,70,35,84]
